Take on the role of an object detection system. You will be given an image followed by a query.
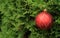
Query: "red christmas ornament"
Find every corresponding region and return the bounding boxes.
[35,9,53,30]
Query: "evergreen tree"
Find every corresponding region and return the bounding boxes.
[0,0,60,38]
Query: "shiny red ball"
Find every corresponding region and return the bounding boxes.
[35,10,53,30]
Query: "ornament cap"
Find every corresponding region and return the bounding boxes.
[43,9,47,12]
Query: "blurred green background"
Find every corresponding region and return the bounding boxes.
[0,0,60,38]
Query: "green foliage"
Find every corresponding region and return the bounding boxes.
[0,0,60,38]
